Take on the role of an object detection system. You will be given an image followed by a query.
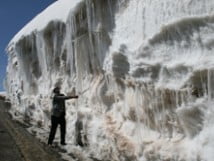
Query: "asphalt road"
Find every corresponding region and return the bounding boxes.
[0,99,63,161]
[0,101,24,161]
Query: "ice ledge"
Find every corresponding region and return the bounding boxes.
[9,0,83,46]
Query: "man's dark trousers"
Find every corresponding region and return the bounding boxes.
[48,115,66,145]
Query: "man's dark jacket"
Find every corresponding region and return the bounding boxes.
[52,94,71,117]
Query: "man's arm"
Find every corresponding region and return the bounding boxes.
[54,95,78,100]
[66,96,78,99]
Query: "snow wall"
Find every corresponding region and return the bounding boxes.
[5,0,214,160]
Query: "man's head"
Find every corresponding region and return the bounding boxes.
[53,87,60,94]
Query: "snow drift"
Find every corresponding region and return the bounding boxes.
[5,0,214,160]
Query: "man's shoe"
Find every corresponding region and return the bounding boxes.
[61,142,67,145]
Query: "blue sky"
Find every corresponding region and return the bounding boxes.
[0,0,54,91]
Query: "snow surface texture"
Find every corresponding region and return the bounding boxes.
[5,0,214,160]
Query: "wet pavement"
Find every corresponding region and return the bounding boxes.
[0,106,24,161]
[0,99,62,161]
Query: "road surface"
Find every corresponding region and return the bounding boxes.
[0,99,63,161]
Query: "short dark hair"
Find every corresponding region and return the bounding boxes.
[53,87,60,93]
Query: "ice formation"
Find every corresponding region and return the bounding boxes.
[5,0,214,160]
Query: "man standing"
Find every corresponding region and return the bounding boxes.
[48,87,78,145]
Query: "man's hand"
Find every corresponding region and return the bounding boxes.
[72,95,78,99]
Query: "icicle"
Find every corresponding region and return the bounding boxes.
[207,69,214,102]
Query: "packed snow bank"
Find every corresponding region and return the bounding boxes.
[0,92,6,100]
[5,0,214,161]
[0,91,6,95]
